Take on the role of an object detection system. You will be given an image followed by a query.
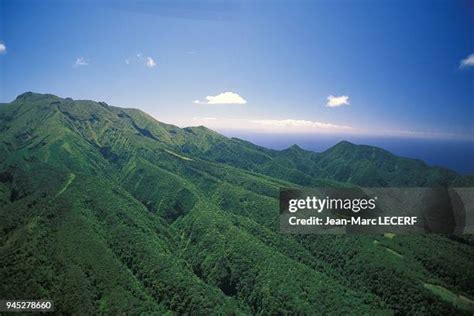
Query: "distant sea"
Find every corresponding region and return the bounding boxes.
[218,131,474,175]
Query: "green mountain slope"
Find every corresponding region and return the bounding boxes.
[1,92,473,314]
[172,132,469,187]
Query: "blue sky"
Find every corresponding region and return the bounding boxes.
[0,0,473,139]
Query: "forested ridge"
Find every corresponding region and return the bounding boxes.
[1,92,473,314]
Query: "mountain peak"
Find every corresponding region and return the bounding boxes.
[334,140,354,147]
[15,91,39,100]
[14,91,62,103]
[183,125,222,137]
[288,144,303,151]
[323,140,357,155]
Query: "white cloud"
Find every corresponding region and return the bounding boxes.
[126,54,157,68]
[194,92,247,105]
[460,54,474,68]
[146,57,156,68]
[326,95,350,107]
[0,42,6,54]
[73,57,88,68]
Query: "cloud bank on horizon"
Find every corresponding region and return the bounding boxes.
[250,119,351,130]
[181,116,469,140]
[187,117,352,134]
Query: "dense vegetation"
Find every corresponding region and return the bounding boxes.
[0,92,473,314]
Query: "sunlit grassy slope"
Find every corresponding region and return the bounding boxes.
[1,92,473,314]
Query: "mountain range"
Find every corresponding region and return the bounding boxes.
[1,92,473,314]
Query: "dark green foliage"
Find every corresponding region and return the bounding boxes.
[1,92,473,314]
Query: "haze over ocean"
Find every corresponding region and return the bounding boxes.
[218,131,474,175]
